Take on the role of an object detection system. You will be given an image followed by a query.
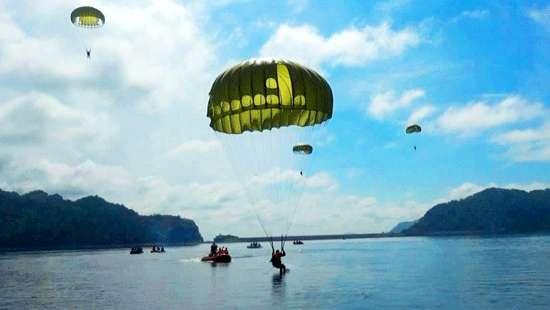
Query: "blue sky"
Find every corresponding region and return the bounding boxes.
[0,0,549,239]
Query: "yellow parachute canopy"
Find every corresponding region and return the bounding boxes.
[71,6,105,28]
[293,144,313,155]
[207,59,333,134]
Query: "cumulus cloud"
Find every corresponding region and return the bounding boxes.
[446,182,487,201]
[444,181,550,202]
[260,22,420,69]
[0,93,113,149]
[492,122,550,162]
[0,157,132,200]
[435,95,545,135]
[366,89,425,120]
[406,105,436,125]
[166,140,221,158]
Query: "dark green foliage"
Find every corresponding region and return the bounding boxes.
[0,189,203,248]
[405,188,550,235]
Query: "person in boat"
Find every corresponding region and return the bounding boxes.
[210,242,218,256]
[160,247,165,252]
[86,49,91,58]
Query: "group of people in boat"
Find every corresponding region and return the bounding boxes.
[209,242,230,257]
[130,247,143,254]
[151,246,165,253]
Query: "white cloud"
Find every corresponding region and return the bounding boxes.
[406,105,436,125]
[492,122,550,162]
[528,5,550,31]
[0,93,113,148]
[446,182,487,201]
[445,181,550,202]
[366,89,425,119]
[0,157,132,201]
[166,140,221,158]
[435,95,545,135]
[260,22,420,69]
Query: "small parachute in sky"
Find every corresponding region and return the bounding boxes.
[406,124,421,150]
[405,124,421,134]
[70,6,105,28]
[71,6,104,58]
[292,144,313,155]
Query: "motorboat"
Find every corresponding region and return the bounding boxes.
[247,242,262,249]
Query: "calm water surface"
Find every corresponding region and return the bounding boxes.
[2,236,550,309]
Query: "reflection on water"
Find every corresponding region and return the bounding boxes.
[271,271,287,309]
[2,236,550,309]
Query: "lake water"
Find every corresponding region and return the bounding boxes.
[2,236,550,309]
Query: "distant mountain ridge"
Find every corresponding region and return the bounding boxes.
[405,188,550,235]
[390,220,417,233]
[0,189,203,249]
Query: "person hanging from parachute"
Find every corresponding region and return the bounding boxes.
[70,6,105,59]
[206,59,332,274]
[293,145,312,177]
[269,236,287,275]
[405,124,421,150]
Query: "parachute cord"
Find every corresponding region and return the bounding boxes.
[255,211,271,240]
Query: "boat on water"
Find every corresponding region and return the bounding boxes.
[150,246,165,253]
[130,247,143,254]
[201,254,232,263]
[247,242,262,249]
[293,240,304,245]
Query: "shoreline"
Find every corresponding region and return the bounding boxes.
[0,241,202,253]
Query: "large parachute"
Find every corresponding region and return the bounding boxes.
[208,59,332,134]
[207,59,333,239]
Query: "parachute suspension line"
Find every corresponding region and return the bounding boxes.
[255,211,271,239]
[214,130,272,240]
[281,125,309,236]
[283,121,329,236]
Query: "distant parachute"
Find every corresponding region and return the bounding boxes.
[406,124,421,134]
[406,124,421,150]
[207,59,333,240]
[293,144,313,155]
[71,6,104,58]
[70,6,105,28]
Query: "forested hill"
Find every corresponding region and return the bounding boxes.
[0,189,203,249]
[405,188,550,235]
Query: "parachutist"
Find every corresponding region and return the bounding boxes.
[271,249,286,276]
[86,49,91,58]
[300,171,303,176]
[270,236,287,276]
